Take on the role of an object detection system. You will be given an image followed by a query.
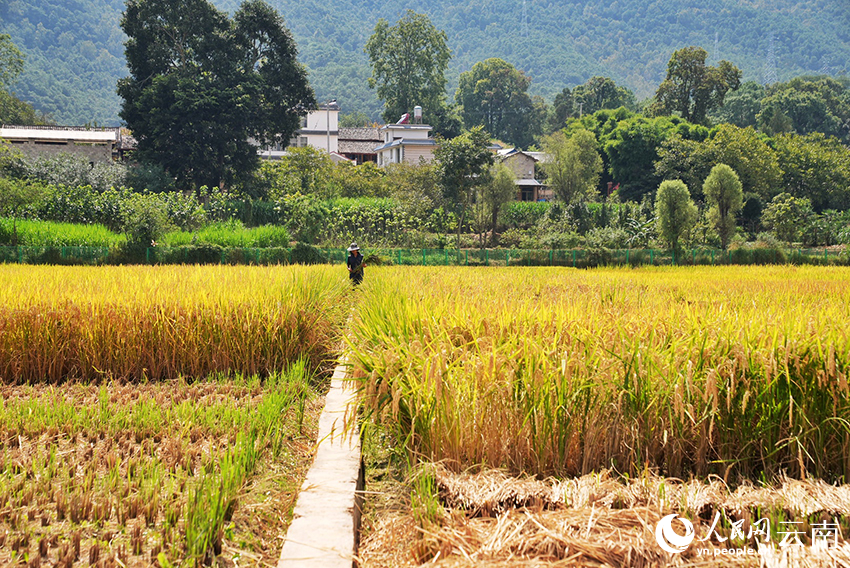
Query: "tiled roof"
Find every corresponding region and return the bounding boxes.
[338,127,381,142]
[339,140,379,154]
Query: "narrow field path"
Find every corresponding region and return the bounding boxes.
[277,358,362,568]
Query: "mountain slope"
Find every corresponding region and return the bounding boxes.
[1,0,848,125]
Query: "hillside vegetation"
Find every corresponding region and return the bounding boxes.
[1,0,849,124]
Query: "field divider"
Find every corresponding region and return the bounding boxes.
[277,356,363,568]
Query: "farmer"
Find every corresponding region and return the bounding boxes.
[347,242,365,285]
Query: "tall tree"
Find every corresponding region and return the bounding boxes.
[655,179,697,251]
[455,58,541,149]
[541,129,602,204]
[572,76,636,116]
[118,0,314,192]
[703,163,743,250]
[652,46,741,124]
[365,10,451,128]
[478,162,517,246]
[435,126,494,246]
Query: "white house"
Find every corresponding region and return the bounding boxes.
[257,101,340,159]
[374,123,437,166]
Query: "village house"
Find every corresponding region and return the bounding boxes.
[338,127,382,164]
[0,125,134,162]
[497,148,551,201]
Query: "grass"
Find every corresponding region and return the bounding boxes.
[161,221,291,248]
[348,265,850,482]
[0,218,125,248]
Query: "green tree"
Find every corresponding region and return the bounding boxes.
[455,58,542,149]
[435,126,494,246]
[708,81,765,128]
[541,129,602,204]
[0,34,50,125]
[703,163,743,250]
[654,179,697,251]
[572,76,636,116]
[772,132,850,212]
[652,46,741,124]
[479,162,517,246]
[0,34,24,89]
[762,192,815,244]
[656,124,780,202]
[365,11,451,129]
[0,178,45,246]
[757,77,850,143]
[118,0,314,193]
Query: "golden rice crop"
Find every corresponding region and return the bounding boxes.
[0,264,348,382]
[349,266,850,482]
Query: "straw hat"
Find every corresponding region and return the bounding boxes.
[347,242,360,251]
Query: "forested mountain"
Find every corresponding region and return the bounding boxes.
[1,0,849,125]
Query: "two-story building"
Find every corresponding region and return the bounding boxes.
[374,122,437,166]
[497,148,551,201]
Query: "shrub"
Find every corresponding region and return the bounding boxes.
[290,242,325,264]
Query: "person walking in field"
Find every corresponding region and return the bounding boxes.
[347,243,365,285]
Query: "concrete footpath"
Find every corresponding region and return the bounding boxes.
[277,360,363,568]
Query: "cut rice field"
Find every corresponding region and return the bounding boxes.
[348,266,850,567]
[0,368,321,567]
[0,265,348,566]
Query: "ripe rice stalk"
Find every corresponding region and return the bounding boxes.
[349,266,850,481]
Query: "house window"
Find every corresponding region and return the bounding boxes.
[521,188,535,201]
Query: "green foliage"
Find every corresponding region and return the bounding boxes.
[274,193,330,243]
[762,192,816,244]
[289,241,325,264]
[757,76,850,143]
[365,10,451,129]
[21,152,128,192]
[161,221,290,247]
[600,113,698,201]
[118,0,314,191]
[541,129,602,203]
[499,201,550,229]
[708,81,765,128]
[571,77,636,117]
[475,162,516,246]
[435,127,494,244]
[120,193,174,256]
[456,58,543,149]
[654,179,697,250]
[651,46,742,124]
[703,163,743,249]
[656,124,780,201]
[0,217,125,247]
[385,162,441,220]
[772,132,850,212]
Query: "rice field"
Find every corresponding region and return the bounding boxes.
[0,265,348,382]
[0,264,348,566]
[349,265,850,566]
[349,266,850,482]
[4,263,850,566]
[0,367,321,567]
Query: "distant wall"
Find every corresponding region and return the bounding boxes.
[7,140,114,163]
